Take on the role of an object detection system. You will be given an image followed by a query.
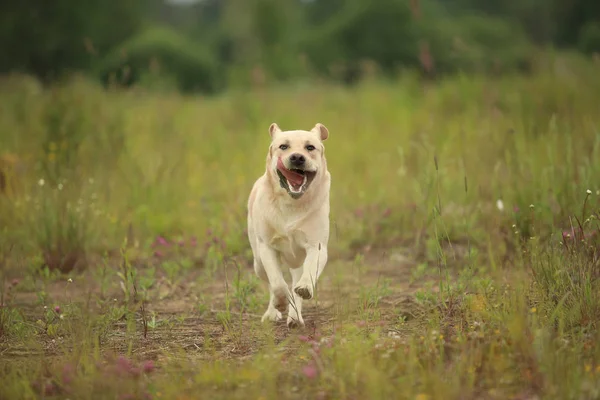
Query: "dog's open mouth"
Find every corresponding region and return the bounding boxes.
[276,158,316,199]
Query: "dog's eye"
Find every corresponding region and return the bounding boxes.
[279,144,289,150]
[305,145,316,151]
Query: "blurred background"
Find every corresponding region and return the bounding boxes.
[1,0,599,93]
[1,0,600,272]
[2,4,600,399]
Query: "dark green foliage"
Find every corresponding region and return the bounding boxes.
[440,0,600,46]
[0,0,598,93]
[0,0,145,80]
[578,22,600,55]
[302,0,419,82]
[96,27,221,93]
[554,0,600,46]
[418,13,532,74]
[250,0,308,80]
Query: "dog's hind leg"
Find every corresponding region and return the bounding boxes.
[287,267,305,328]
[253,257,267,281]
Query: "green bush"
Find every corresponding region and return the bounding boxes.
[0,0,144,80]
[419,13,533,75]
[96,26,221,94]
[301,0,419,82]
[251,0,310,82]
[578,22,600,55]
[300,1,532,82]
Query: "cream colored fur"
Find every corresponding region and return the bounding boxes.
[247,122,330,328]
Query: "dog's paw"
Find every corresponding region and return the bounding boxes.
[286,315,305,329]
[293,281,314,300]
[261,308,282,323]
[272,285,289,313]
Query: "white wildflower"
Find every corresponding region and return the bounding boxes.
[496,199,504,211]
[38,179,45,187]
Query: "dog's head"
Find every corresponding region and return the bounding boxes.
[266,122,329,200]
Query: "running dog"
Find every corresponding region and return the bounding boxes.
[247,122,330,328]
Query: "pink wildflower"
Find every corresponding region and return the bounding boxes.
[116,356,133,374]
[302,362,318,379]
[298,335,311,343]
[142,360,155,374]
[62,364,75,385]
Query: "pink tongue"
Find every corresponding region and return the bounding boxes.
[277,158,304,187]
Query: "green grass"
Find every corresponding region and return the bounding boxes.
[1,52,600,399]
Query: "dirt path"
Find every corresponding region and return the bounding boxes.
[3,247,441,363]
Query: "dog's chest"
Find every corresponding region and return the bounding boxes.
[269,230,304,250]
[269,231,306,268]
[267,210,308,259]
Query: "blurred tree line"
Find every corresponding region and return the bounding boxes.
[0,0,599,93]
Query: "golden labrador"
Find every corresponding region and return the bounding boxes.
[247,122,330,328]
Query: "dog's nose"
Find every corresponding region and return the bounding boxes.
[289,153,305,167]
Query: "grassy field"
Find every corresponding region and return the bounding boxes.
[1,53,600,399]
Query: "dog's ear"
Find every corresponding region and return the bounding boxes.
[269,123,282,138]
[311,123,329,141]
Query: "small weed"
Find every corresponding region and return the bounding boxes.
[161,260,181,285]
[358,277,393,315]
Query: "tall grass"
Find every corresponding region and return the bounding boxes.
[1,53,600,399]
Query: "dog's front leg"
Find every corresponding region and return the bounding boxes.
[293,244,327,300]
[287,267,305,328]
[258,241,291,315]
